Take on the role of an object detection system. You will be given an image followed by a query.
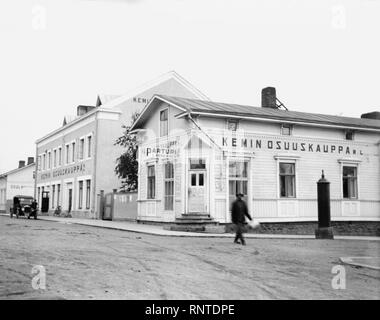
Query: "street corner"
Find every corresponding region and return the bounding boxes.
[339,256,380,270]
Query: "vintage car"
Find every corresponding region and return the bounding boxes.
[10,195,38,219]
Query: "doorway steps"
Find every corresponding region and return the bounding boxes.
[167,213,220,232]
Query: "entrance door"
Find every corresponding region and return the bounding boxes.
[188,158,207,213]
[66,183,73,213]
[41,191,50,213]
[188,170,207,213]
[68,188,73,213]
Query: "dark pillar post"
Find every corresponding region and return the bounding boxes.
[99,190,104,220]
[315,170,334,239]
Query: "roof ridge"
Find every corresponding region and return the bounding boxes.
[157,95,380,124]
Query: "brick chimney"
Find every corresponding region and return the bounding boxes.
[261,87,277,108]
[77,105,96,117]
[27,157,34,165]
[361,111,380,120]
[18,160,25,168]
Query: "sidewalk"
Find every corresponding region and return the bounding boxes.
[2,213,379,241]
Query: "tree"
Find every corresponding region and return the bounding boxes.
[114,112,140,191]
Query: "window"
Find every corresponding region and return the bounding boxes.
[71,142,76,163]
[53,150,57,168]
[199,173,204,186]
[47,152,51,169]
[87,135,92,158]
[86,180,91,209]
[78,181,83,209]
[65,144,70,164]
[57,184,61,206]
[43,154,46,170]
[281,124,292,136]
[343,166,358,199]
[160,109,168,137]
[52,185,55,209]
[229,161,248,199]
[227,119,238,131]
[147,165,156,199]
[191,173,197,186]
[345,130,354,141]
[279,163,296,197]
[189,158,206,170]
[79,138,85,160]
[37,187,41,204]
[58,147,62,166]
[38,156,41,171]
[164,163,174,210]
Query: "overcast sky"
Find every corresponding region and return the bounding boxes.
[0,0,379,173]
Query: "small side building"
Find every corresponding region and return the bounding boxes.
[0,158,35,214]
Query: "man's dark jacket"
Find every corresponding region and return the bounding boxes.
[231,199,252,224]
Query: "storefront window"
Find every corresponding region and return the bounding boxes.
[229,161,248,202]
[279,163,296,198]
[78,181,83,209]
[52,185,55,209]
[57,184,61,206]
[164,163,174,210]
[160,109,168,137]
[147,165,156,199]
[86,180,91,209]
[343,166,357,199]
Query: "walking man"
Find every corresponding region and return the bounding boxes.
[231,193,252,245]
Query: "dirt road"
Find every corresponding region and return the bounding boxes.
[0,216,379,299]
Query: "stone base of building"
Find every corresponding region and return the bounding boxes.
[224,221,380,237]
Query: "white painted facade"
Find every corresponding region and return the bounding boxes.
[135,98,380,223]
[0,163,35,213]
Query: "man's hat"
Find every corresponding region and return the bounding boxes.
[236,193,244,197]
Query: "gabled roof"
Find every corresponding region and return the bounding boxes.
[96,94,122,106]
[99,70,209,109]
[0,162,35,179]
[131,95,380,132]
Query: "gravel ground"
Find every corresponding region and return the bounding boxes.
[0,216,379,300]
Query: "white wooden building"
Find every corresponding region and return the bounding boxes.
[0,159,35,214]
[131,90,380,224]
